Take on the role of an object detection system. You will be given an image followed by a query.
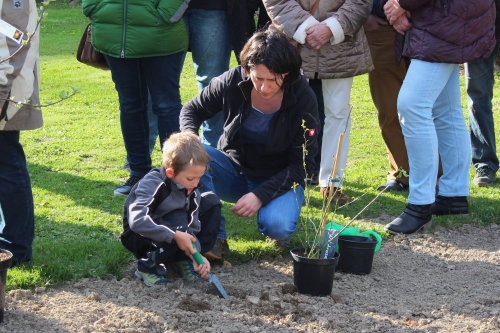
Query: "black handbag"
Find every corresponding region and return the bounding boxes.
[76,24,108,70]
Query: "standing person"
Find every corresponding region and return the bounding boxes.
[184,0,271,148]
[364,0,410,191]
[263,0,373,204]
[0,0,40,266]
[465,0,499,187]
[180,28,319,247]
[383,0,496,234]
[82,0,189,196]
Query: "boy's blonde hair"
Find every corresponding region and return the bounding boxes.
[162,132,210,173]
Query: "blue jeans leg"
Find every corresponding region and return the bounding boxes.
[257,186,304,240]
[185,9,231,147]
[465,42,499,172]
[0,131,34,263]
[106,52,185,177]
[398,60,470,204]
[200,145,304,240]
[200,146,247,239]
[142,52,186,147]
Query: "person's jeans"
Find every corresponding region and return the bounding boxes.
[398,60,470,204]
[184,9,231,147]
[0,131,34,263]
[105,52,185,178]
[465,42,499,172]
[200,145,304,240]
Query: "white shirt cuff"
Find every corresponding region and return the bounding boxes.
[292,16,320,44]
[323,17,345,45]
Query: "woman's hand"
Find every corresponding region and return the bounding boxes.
[384,0,406,25]
[392,13,412,35]
[230,192,262,217]
[173,231,197,257]
[305,24,332,50]
[192,255,210,280]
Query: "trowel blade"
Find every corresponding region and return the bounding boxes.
[208,273,229,299]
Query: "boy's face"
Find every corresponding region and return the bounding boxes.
[165,164,206,194]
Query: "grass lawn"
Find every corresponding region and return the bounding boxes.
[7,4,499,290]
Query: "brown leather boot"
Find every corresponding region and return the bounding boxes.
[320,187,352,205]
[203,238,230,261]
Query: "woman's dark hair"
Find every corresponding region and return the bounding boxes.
[240,26,302,91]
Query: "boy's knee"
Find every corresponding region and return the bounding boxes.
[199,191,221,215]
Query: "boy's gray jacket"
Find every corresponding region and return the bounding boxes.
[263,0,373,79]
[0,0,41,131]
[124,168,201,243]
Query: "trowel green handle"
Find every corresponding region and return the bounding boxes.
[192,242,205,265]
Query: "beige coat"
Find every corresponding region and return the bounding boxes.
[263,0,373,79]
[0,0,41,131]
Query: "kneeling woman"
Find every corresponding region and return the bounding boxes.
[180,27,319,252]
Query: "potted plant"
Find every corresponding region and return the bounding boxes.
[290,122,384,296]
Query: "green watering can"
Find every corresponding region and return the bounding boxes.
[325,222,382,253]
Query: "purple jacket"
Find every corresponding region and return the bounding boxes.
[385,0,496,63]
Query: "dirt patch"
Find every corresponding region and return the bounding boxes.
[2,224,499,332]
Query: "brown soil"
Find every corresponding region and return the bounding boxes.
[2,224,499,332]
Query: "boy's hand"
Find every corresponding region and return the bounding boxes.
[173,231,197,257]
[192,255,211,280]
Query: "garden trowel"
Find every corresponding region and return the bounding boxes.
[192,244,229,299]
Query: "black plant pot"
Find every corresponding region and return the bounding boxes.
[0,249,12,323]
[337,236,377,275]
[290,248,340,296]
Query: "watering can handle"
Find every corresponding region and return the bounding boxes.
[361,230,382,253]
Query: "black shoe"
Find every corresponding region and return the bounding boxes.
[113,175,142,197]
[385,204,432,234]
[377,180,409,192]
[473,167,496,187]
[432,195,468,215]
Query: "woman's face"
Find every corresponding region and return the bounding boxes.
[249,64,286,100]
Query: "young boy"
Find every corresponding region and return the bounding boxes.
[120,132,221,286]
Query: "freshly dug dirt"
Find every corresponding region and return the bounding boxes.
[2,224,499,332]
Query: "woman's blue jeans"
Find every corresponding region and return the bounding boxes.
[398,60,471,204]
[200,145,304,240]
[105,52,185,177]
[184,9,231,147]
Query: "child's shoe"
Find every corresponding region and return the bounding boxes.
[134,269,171,287]
[175,260,204,282]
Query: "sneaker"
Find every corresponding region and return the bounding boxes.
[134,269,171,287]
[174,260,204,282]
[320,187,352,205]
[377,180,409,192]
[203,238,230,261]
[113,175,142,197]
[473,167,496,187]
[432,195,469,215]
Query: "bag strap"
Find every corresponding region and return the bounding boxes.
[310,0,321,15]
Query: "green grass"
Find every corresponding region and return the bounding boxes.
[7,3,499,290]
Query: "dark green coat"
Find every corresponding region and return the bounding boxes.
[82,0,189,58]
